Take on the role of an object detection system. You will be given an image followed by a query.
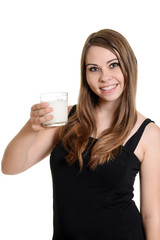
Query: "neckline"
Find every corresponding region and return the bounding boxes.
[89,118,150,147]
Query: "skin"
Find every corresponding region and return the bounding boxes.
[1,46,160,239]
[86,46,124,105]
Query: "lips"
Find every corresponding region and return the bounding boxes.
[100,84,118,91]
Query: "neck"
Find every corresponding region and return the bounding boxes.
[96,98,120,118]
[93,99,120,138]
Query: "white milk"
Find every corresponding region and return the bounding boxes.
[44,99,68,126]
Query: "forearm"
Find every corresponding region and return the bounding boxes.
[1,120,38,174]
[142,217,160,240]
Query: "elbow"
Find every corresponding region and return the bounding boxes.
[1,168,22,175]
[1,162,21,175]
[1,165,15,175]
[1,154,16,175]
[141,210,160,224]
[1,154,25,175]
[1,162,8,174]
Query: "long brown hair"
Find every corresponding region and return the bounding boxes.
[60,29,137,170]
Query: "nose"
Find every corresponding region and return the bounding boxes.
[99,68,112,82]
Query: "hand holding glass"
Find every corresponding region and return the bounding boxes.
[40,92,68,127]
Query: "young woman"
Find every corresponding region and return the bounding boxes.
[2,29,160,240]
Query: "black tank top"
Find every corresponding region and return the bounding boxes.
[50,105,153,240]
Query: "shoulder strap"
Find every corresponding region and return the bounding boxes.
[68,105,77,118]
[124,118,154,152]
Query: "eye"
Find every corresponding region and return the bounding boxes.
[110,62,119,68]
[89,67,99,72]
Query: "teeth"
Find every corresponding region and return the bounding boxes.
[101,84,117,91]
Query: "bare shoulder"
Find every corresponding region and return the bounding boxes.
[138,112,160,153]
[142,119,160,145]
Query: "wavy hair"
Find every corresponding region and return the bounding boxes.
[59,29,138,170]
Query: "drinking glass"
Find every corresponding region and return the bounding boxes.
[40,92,68,127]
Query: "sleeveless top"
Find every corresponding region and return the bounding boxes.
[50,105,153,240]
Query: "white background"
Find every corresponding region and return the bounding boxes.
[0,0,160,239]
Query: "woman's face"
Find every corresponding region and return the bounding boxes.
[85,46,125,105]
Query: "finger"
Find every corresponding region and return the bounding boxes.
[31,102,49,111]
[31,114,54,125]
[31,107,53,117]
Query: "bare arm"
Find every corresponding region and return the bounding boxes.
[1,102,72,175]
[140,123,160,240]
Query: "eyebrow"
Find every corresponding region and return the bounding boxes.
[86,58,118,66]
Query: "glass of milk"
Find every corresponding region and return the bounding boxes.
[40,92,68,127]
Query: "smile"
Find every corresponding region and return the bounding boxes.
[100,84,118,91]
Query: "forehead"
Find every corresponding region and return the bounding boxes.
[85,46,117,63]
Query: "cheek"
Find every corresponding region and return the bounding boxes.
[86,77,97,93]
[121,76,125,87]
[86,74,94,88]
[118,72,125,86]
[87,80,95,90]
[86,72,98,84]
